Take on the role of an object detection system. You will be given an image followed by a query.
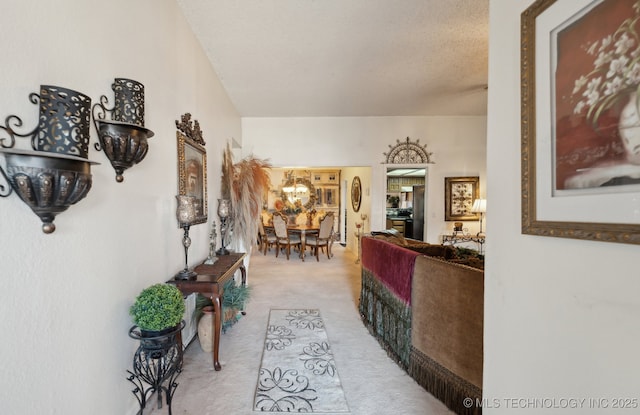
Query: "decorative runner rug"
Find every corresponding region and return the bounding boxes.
[253,309,350,413]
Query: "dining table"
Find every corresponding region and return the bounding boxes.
[264,223,319,261]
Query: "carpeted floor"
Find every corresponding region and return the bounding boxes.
[146,244,453,415]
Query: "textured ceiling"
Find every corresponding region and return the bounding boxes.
[177,0,489,117]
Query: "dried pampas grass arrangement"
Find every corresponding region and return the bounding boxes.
[221,143,271,251]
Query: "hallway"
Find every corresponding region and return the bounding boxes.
[147,244,453,415]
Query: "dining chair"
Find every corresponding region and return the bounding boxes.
[258,221,277,255]
[272,212,302,260]
[305,212,334,261]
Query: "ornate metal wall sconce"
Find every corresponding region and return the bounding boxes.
[92,78,154,182]
[0,85,99,233]
[175,195,198,280]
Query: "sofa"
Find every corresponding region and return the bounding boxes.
[359,232,484,415]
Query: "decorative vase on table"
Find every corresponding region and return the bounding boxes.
[197,306,215,353]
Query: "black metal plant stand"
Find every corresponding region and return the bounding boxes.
[127,321,185,415]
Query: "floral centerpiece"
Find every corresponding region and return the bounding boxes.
[274,198,304,215]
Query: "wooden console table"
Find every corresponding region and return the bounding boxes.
[167,252,246,371]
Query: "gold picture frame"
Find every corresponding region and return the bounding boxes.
[444,176,479,221]
[521,0,640,244]
[177,129,207,225]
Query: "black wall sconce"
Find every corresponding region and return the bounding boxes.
[92,78,154,182]
[0,85,99,233]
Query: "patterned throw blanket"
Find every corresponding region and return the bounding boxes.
[359,237,419,368]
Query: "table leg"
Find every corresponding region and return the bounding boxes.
[211,293,222,371]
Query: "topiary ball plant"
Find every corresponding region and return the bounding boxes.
[130,283,185,332]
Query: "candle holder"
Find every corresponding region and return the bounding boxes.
[216,198,231,255]
[355,222,363,264]
[92,78,154,182]
[175,195,197,280]
[0,85,99,233]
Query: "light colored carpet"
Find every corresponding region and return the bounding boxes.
[254,309,349,413]
[146,244,453,415]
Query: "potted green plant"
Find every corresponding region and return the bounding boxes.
[194,279,251,332]
[129,283,186,354]
[221,279,252,326]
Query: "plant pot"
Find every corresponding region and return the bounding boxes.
[131,322,183,359]
[197,306,215,353]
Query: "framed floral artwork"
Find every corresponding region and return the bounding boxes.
[177,114,207,225]
[444,176,479,221]
[521,0,640,244]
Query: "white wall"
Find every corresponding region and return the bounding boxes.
[341,166,373,254]
[0,2,239,414]
[242,116,487,244]
[485,1,640,413]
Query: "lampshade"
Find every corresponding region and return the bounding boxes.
[471,198,486,213]
[176,195,197,226]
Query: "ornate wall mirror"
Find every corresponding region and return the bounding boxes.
[281,177,317,210]
[177,113,207,225]
[351,176,362,212]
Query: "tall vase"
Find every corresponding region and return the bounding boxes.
[197,306,215,353]
[618,92,640,165]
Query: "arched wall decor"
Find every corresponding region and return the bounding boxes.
[383,136,434,164]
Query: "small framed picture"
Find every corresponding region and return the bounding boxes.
[444,176,479,221]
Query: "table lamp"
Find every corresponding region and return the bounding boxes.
[471,198,486,236]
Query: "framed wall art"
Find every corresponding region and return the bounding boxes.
[444,176,479,221]
[176,113,207,225]
[521,0,640,244]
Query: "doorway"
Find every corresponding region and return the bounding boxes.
[385,165,428,241]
